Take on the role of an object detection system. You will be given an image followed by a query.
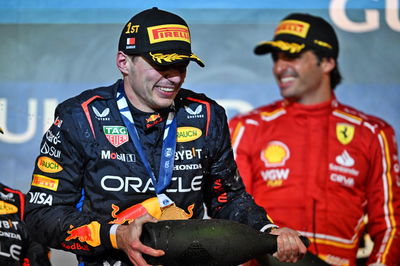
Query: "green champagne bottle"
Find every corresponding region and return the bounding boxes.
[141,219,309,266]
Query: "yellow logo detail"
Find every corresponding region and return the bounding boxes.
[267,180,284,187]
[314,39,333,50]
[148,24,190,44]
[275,19,310,38]
[261,141,290,167]
[65,221,101,247]
[266,40,305,54]
[0,200,18,215]
[149,52,203,65]
[176,127,202,142]
[336,123,355,145]
[32,174,59,191]
[37,156,63,173]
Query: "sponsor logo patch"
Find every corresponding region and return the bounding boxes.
[336,123,355,145]
[45,130,61,145]
[0,192,14,202]
[28,192,53,205]
[40,142,61,158]
[31,174,59,191]
[37,156,63,173]
[275,19,310,38]
[145,114,163,128]
[101,150,136,163]
[148,24,190,44]
[175,148,202,161]
[176,127,202,143]
[53,116,63,128]
[335,150,355,167]
[103,126,129,147]
[92,106,110,121]
[184,105,204,119]
[261,141,290,167]
[0,201,18,215]
[65,221,101,247]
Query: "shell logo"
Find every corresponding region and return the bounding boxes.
[260,141,290,167]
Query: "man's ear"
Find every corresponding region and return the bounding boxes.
[116,51,129,74]
[321,57,336,73]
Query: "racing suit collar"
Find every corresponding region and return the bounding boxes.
[282,93,338,115]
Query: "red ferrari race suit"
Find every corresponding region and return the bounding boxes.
[229,96,400,266]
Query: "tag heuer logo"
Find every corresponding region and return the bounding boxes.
[103,126,129,147]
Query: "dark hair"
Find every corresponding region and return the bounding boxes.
[311,49,342,90]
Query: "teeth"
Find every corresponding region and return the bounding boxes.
[159,87,174,92]
[281,77,295,83]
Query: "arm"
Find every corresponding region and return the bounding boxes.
[205,107,272,229]
[207,106,306,261]
[25,103,114,255]
[366,124,400,265]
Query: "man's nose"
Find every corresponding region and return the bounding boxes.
[274,58,290,73]
[163,68,185,81]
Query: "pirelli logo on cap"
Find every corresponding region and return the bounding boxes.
[148,24,190,44]
[32,174,59,191]
[275,19,310,39]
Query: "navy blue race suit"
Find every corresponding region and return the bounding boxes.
[25,80,272,265]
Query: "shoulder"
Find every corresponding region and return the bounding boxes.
[334,101,394,134]
[230,100,285,127]
[56,81,119,112]
[176,88,225,114]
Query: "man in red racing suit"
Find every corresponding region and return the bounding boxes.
[229,13,400,266]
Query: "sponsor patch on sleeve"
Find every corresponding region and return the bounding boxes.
[32,174,59,191]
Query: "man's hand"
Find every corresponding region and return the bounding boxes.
[116,213,165,266]
[270,227,307,263]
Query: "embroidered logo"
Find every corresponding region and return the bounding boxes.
[103,126,129,147]
[261,141,290,167]
[336,123,355,145]
[335,150,355,167]
[93,107,110,121]
[185,105,204,119]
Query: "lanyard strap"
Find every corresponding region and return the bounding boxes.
[116,87,176,206]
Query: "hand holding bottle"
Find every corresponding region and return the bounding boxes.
[270,227,307,263]
[116,213,165,266]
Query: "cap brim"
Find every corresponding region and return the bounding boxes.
[254,40,306,55]
[143,51,205,67]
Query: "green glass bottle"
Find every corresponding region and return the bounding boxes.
[141,219,309,266]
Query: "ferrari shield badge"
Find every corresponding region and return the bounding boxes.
[336,123,355,145]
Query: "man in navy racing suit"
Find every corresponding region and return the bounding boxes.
[25,8,307,265]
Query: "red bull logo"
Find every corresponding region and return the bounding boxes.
[146,114,160,123]
[145,114,163,129]
[109,197,162,224]
[65,221,101,247]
